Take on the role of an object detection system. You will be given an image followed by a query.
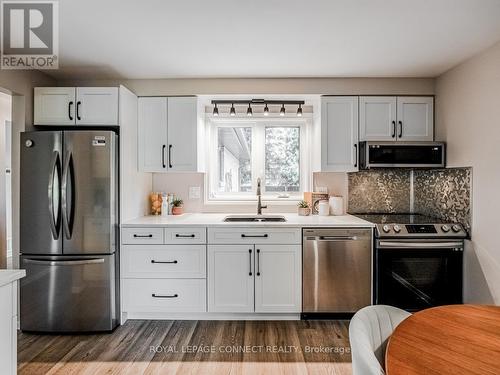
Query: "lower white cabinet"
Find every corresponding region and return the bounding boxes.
[208,244,302,313]
[122,245,206,279]
[123,279,206,313]
[208,245,254,313]
[254,245,302,313]
[0,280,19,375]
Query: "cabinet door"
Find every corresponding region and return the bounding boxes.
[397,96,434,141]
[138,97,168,172]
[167,97,198,171]
[359,96,397,141]
[321,96,359,172]
[76,87,119,125]
[255,245,301,313]
[208,245,254,313]
[34,87,76,125]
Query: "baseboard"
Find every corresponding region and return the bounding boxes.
[123,312,301,320]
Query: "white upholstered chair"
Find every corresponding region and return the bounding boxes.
[349,305,411,375]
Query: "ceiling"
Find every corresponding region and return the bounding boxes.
[54,0,500,80]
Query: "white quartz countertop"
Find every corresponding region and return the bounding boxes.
[122,213,374,228]
[0,269,26,287]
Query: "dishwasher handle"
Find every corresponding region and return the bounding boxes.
[305,236,358,241]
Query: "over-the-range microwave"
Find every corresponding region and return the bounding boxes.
[358,141,446,169]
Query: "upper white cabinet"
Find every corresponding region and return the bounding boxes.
[359,96,397,141]
[359,96,434,141]
[396,96,434,141]
[167,97,198,171]
[321,96,359,172]
[34,87,76,126]
[75,87,118,125]
[138,96,198,173]
[34,87,119,126]
[138,97,168,172]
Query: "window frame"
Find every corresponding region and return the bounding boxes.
[205,116,312,203]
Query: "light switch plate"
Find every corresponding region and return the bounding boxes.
[189,186,201,199]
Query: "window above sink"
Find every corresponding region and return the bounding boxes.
[205,117,312,203]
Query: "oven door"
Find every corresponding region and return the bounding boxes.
[375,240,463,311]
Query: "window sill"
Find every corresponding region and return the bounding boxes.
[205,197,302,206]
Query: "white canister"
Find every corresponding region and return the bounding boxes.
[329,196,344,216]
[318,200,330,216]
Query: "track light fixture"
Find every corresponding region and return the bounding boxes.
[211,99,305,117]
[297,104,302,117]
[264,104,269,116]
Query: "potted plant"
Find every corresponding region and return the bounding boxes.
[297,200,311,216]
[171,198,184,215]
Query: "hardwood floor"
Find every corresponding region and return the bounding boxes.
[18,320,353,375]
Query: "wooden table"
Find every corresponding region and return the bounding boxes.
[386,305,500,375]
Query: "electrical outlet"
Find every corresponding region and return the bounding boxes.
[189,186,201,199]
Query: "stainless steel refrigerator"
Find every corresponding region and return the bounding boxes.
[20,130,119,332]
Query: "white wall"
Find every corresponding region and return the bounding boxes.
[0,93,11,269]
[436,40,500,304]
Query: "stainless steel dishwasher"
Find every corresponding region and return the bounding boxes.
[302,228,372,316]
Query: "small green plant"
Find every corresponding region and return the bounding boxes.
[171,198,183,207]
[298,200,309,208]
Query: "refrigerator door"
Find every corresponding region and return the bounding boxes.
[20,131,63,255]
[20,254,117,332]
[62,131,117,255]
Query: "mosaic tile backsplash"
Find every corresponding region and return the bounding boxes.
[348,168,472,230]
[348,169,411,213]
[414,168,471,230]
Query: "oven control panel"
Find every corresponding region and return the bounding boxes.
[376,223,466,238]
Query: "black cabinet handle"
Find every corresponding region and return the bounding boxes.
[76,101,81,121]
[241,234,268,238]
[398,121,403,138]
[168,145,173,168]
[162,145,166,168]
[152,293,178,298]
[175,234,195,238]
[68,101,74,121]
[354,144,358,168]
[151,260,178,264]
[248,249,252,276]
[256,249,261,276]
[133,234,153,238]
[391,121,396,138]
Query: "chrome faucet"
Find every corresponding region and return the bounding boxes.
[256,177,267,215]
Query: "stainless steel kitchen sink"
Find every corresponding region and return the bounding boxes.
[223,215,287,222]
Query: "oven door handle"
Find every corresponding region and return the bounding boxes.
[378,241,463,249]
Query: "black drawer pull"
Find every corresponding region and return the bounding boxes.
[175,234,195,238]
[152,293,178,298]
[241,234,268,238]
[151,260,178,264]
[133,234,153,238]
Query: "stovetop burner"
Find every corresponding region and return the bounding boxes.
[352,213,467,239]
[353,213,447,225]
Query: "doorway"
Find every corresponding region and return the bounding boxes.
[0,91,12,268]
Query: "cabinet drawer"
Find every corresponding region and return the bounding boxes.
[208,227,301,245]
[122,228,164,244]
[165,227,206,244]
[122,245,206,278]
[123,279,206,312]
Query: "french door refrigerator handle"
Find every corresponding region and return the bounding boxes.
[48,151,60,240]
[61,151,74,239]
[24,258,105,266]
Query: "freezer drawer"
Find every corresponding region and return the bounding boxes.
[20,254,118,332]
